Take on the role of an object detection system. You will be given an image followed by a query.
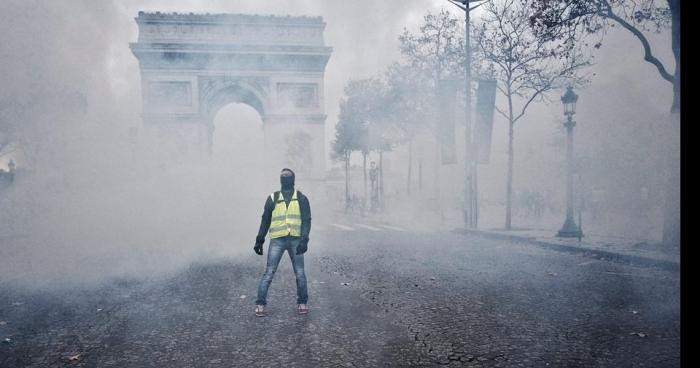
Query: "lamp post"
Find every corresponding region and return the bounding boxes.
[447,0,490,229]
[7,159,16,183]
[557,87,583,238]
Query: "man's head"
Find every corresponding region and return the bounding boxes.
[280,168,295,190]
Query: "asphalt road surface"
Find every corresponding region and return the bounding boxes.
[0,223,680,367]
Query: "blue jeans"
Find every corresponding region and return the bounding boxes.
[255,236,308,306]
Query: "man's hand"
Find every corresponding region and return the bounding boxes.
[296,237,309,255]
[254,243,264,255]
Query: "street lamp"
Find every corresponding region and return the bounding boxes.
[7,159,16,183]
[447,0,491,229]
[557,87,583,238]
[561,86,577,115]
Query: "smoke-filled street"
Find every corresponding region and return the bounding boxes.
[0,223,679,367]
[0,0,682,366]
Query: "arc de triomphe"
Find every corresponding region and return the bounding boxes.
[130,12,332,188]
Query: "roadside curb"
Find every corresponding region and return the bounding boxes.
[454,229,680,272]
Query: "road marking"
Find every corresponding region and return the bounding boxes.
[601,271,662,279]
[355,224,382,231]
[577,261,595,266]
[331,223,355,231]
[603,271,634,276]
[378,224,406,232]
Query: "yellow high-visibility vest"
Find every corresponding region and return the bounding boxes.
[269,190,302,238]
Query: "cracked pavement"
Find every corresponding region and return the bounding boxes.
[0,225,680,367]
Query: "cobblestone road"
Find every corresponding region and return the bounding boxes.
[314,226,680,367]
[0,225,680,367]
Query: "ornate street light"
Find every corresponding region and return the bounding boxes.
[561,86,578,116]
[557,87,583,238]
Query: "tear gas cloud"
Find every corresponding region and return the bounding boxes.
[0,0,677,289]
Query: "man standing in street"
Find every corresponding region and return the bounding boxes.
[253,168,311,317]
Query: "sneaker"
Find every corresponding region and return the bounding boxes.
[298,304,309,315]
[255,305,265,317]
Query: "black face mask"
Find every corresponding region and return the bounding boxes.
[280,175,295,190]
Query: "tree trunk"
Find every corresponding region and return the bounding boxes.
[379,150,384,203]
[419,156,423,193]
[434,137,439,199]
[505,89,515,231]
[407,139,413,194]
[662,111,680,247]
[662,0,680,247]
[363,152,368,204]
[344,151,349,212]
[506,120,514,230]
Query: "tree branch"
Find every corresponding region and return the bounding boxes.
[601,1,674,83]
[494,104,510,121]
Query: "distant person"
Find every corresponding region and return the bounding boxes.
[253,168,311,317]
[369,161,378,193]
[369,161,379,213]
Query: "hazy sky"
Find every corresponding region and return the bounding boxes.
[0,0,678,287]
[0,0,674,167]
[0,0,676,222]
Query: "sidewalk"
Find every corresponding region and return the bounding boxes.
[457,227,680,272]
[320,196,680,273]
[330,205,681,272]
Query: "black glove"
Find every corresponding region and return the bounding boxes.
[296,237,309,255]
[254,242,264,255]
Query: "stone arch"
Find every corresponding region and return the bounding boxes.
[200,78,268,120]
[203,82,266,155]
[130,12,332,188]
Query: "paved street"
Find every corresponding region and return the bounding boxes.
[0,223,680,367]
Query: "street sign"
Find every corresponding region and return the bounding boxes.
[475,79,497,164]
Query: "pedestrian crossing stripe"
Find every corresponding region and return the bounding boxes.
[331,223,354,231]
[377,224,406,232]
[327,223,407,232]
[355,224,382,231]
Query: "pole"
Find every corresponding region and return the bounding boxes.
[450,0,486,228]
[363,153,367,202]
[578,201,582,242]
[566,117,574,223]
[578,171,583,242]
[557,114,582,238]
[345,151,350,213]
[379,151,384,211]
[463,0,473,229]
[473,148,479,227]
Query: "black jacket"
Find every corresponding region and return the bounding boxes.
[255,189,311,245]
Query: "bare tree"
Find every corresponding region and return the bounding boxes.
[474,0,590,230]
[399,8,466,85]
[528,0,680,247]
[384,62,432,194]
[333,106,364,208]
[399,8,467,207]
[333,78,390,208]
